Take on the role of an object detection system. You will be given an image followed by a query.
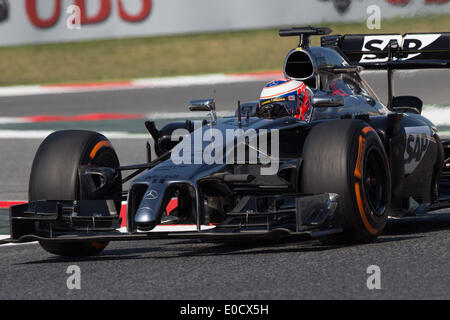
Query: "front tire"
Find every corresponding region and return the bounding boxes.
[29,130,121,257]
[300,120,391,244]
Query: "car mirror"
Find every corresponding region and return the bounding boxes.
[188,99,217,124]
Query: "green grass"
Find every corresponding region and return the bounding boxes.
[0,14,449,86]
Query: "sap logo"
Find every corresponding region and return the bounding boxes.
[403,126,432,175]
[360,34,441,63]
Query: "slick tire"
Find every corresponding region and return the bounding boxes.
[29,130,121,257]
[300,119,391,244]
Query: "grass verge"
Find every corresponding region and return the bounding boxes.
[0,14,449,86]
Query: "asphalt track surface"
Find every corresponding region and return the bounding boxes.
[0,70,449,299]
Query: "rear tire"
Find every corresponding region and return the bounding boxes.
[29,130,121,257]
[300,120,391,244]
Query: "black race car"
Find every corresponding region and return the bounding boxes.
[3,27,450,257]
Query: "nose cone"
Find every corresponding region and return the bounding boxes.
[134,205,156,225]
[134,184,167,231]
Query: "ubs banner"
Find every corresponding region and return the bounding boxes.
[0,0,449,47]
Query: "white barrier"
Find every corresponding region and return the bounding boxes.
[0,0,448,47]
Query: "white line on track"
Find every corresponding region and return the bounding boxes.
[0,117,31,124]
[0,235,36,247]
[0,85,43,97]
[0,73,280,98]
[145,110,235,119]
[0,130,149,139]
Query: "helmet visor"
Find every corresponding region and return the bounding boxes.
[260,96,298,115]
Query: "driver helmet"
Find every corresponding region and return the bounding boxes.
[259,79,312,120]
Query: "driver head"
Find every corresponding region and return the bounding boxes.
[259,79,312,120]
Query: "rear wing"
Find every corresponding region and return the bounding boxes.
[321,32,450,109]
[321,33,450,69]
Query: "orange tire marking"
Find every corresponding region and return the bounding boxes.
[355,182,378,235]
[89,140,112,160]
[362,126,376,135]
[354,128,378,235]
[354,135,365,180]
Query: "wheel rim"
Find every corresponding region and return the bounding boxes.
[363,147,388,216]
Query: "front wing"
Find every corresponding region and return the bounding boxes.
[1,193,343,245]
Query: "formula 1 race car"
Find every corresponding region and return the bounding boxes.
[2,27,450,257]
